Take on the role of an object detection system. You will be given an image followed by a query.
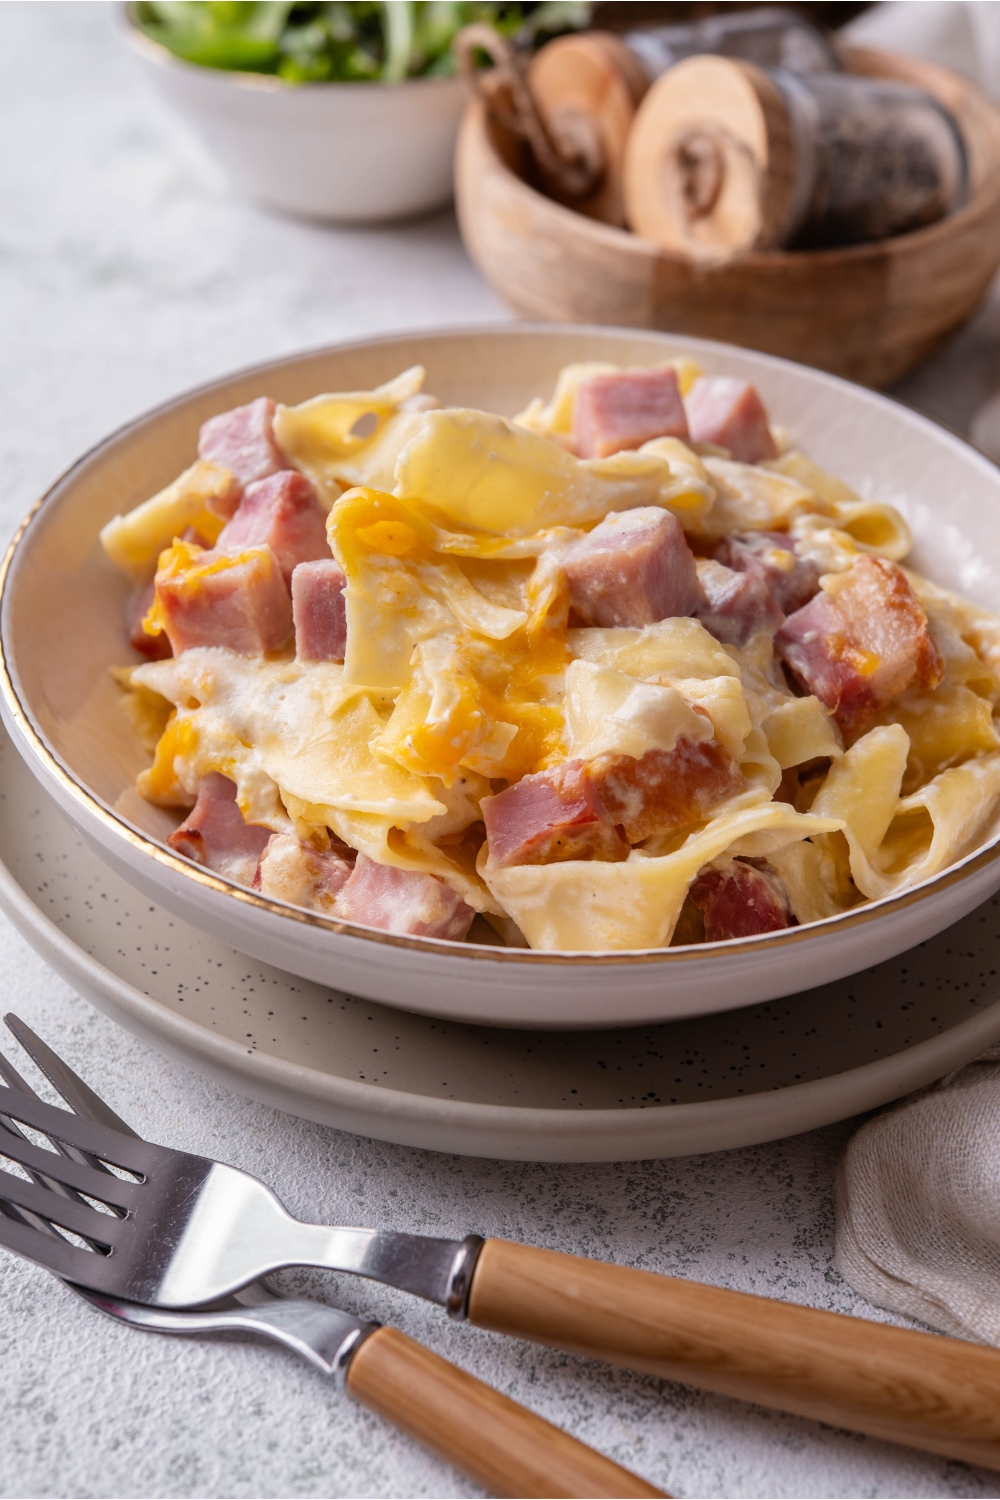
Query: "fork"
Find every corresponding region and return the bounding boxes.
[0,1031,662,1500]
[3,1018,1000,1472]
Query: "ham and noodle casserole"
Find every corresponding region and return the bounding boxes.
[101,361,1000,951]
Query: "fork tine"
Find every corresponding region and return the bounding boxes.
[0,1024,123,1193]
[1,1021,281,1311]
[3,1016,139,1138]
[0,1126,139,1209]
[0,1111,91,1208]
[0,1172,130,1247]
[0,1043,176,1287]
[0,1047,37,1099]
[0,1055,121,1249]
[0,1075,158,1174]
[0,1176,70,1242]
[0,1196,131,1288]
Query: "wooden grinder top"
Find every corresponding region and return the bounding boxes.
[624,54,803,262]
[527,31,649,226]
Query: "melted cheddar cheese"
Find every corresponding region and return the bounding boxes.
[111,359,1000,952]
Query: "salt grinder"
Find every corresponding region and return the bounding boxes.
[623,56,969,262]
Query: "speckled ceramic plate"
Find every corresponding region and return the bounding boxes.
[3,724,1000,1160]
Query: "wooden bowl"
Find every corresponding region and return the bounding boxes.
[456,46,1000,387]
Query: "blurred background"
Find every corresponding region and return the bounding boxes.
[7,0,1000,580]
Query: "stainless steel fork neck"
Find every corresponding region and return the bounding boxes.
[73,1283,381,1388]
[153,1164,488,1312]
[278,1224,486,1317]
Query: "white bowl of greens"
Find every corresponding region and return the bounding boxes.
[122,2,554,223]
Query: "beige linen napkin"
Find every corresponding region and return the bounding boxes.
[835,1047,1000,1345]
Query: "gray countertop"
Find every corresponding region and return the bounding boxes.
[2,5,1000,1497]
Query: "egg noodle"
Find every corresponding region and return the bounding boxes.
[104,361,1000,951]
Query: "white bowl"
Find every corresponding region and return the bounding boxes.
[4,325,1000,1029]
[120,9,466,223]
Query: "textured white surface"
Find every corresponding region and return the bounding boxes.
[3,4,1000,1497]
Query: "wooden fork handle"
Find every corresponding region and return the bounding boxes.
[345,1325,666,1499]
[466,1238,1000,1471]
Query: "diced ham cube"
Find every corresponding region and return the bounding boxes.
[154,544,293,657]
[588,738,744,843]
[127,581,172,660]
[695,559,785,645]
[255,833,353,912]
[217,471,329,585]
[292,559,347,662]
[776,555,944,736]
[168,772,271,886]
[482,760,629,868]
[689,857,793,941]
[714,531,820,614]
[684,377,777,463]
[198,397,285,510]
[573,367,690,459]
[563,508,704,628]
[336,855,475,941]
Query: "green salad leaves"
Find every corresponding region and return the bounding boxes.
[135,1,590,83]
